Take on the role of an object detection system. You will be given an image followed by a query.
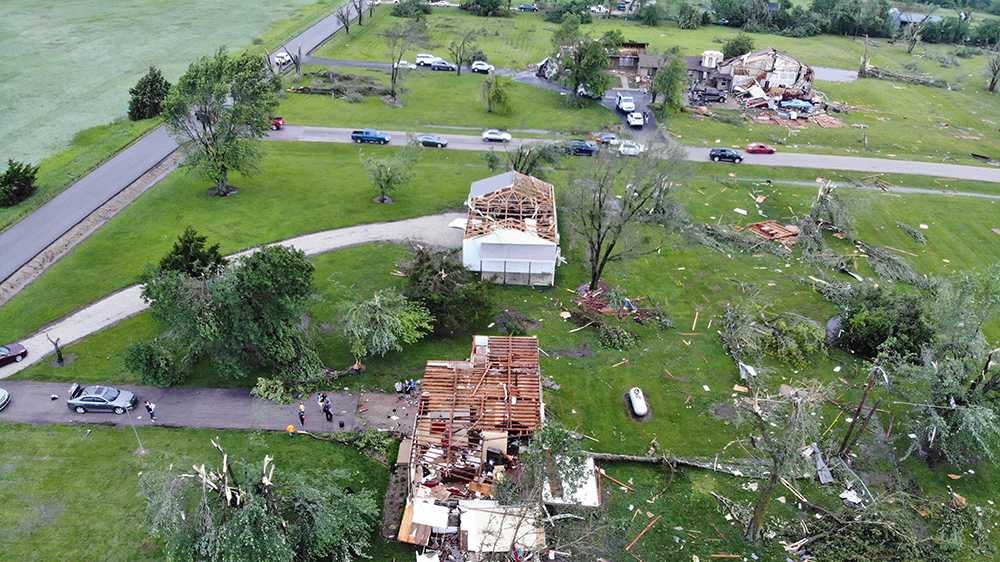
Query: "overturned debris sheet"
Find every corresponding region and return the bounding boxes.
[740,220,800,247]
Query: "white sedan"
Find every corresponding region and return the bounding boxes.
[394,60,417,69]
[273,51,292,66]
[626,112,645,128]
[618,140,645,156]
[482,129,512,143]
[471,60,495,74]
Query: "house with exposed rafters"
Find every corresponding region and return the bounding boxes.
[456,171,560,286]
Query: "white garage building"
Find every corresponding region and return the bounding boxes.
[459,171,560,286]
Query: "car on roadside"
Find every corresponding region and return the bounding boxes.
[746,142,776,154]
[0,387,9,412]
[694,87,728,103]
[709,148,743,163]
[415,134,448,148]
[626,112,645,128]
[415,53,438,66]
[351,129,392,144]
[430,59,457,71]
[589,131,620,145]
[0,343,27,366]
[271,116,285,131]
[482,129,512,143]
[562,139,599,156]
[471,60,495,74]
[518,3,539,10]
[67,383,137,415]
[273,51,292,66]
[394,60,418,70]
[618,140,645,156]
[616,93,636,112]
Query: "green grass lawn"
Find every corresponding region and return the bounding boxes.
[279,65,616,133]
[0,142,488,344]
[0,423,410,561]
[0,0,338,167]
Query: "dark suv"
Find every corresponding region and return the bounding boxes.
[696,87,728,103]
[562,140,599,156]
[709,148,743,163]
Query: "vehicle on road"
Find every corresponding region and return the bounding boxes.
[709,148,743,163]
[271,116,285,131]
[518,3,539,10]
[618,140,645,156]
[589,131,620,145]
[615,93,636,112]
[0,387,9,412]
[0,343,27,366]
[694,87,728,103]
[394,60,417,70]
[415,53,437,66]
[415,134,448,148]
[67,384,137,415]
[273,51,292,66]
[430,59,458,71]
[746,142,776,154]
[351,129,392,144]
[562,139,599,156]
[481,129,512,143]
[626,112,645,128]
[471,60,495,74]
[576,85,603,100]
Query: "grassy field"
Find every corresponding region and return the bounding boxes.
[279,66,617,133]
[0,0,338,167]
[0,423,409,561]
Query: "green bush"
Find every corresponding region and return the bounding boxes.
[764,316,826,368]
[402,247,493,337]
[598,323,637,350]
[0,159,39,207]
[124,339,185,387]
[840,285,933,358]
[392,0,431,17]
[722,33,754,60]
[250,377,295,403]
[128,66,170,121]
[158,226,225,278]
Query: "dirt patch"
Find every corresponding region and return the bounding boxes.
[381,465,409,539]
[549,344,593,358]
[50,353,77,368]
[710,401,738,422]
[0,502,65,542]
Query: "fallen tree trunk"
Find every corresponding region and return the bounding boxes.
[859,65,949,88]
[588,451,788,479]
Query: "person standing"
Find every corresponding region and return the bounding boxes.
[297,403,306,427]
[317,392,327,409]
[143,400,156,423]
[322,399,333,423]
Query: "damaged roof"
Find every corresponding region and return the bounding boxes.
[465,172,558,243]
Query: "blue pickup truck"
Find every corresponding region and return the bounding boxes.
[350,129,391,145]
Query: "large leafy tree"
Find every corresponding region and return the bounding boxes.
[401,246,493,336]
[163,49,281,196]
[564,36,612,100]
[343,288,433,361]
[722,33,755,59]
[128,66,171,120]
[142,439,379,562]
[131,245,322,386]
[650,54,687,114]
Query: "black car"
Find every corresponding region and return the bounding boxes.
[709,148,743,163]
[0,343,27,366]
[415,134,448,148]
[430,60,457,71]
[562,139,599,156]
[696,87,728,103]
[518,3,539,10]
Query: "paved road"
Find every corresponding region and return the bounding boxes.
[0,128,179,283]
[270,124,1000,183]
[814,66,858,82]
[0,213,464,380]
[271,1,358,65]
[0,380,417,434]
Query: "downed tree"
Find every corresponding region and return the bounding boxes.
[588,451,800,480]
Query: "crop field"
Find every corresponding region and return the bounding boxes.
[0,0,337,167]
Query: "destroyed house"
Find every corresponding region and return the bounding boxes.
[608,41,649,71]
[399,336,547,557]
[717,48,813,92]
[460,171,560,286]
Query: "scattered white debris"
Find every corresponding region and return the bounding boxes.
[734,208,748,216]
[702,384,711,392]
[908,433,918,439]
[833,366,842,373]
[919,224,929,230]
[777,496,786,504]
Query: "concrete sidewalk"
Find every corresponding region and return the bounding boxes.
[0,380,417,434]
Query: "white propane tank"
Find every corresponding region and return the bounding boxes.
[629,387,649,417]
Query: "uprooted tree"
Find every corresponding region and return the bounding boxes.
[400,246,493,336]
[163,49,281,196]
[141,438,379,562]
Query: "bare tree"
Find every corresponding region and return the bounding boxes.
[336,5,352,34]
[352,0,365,25]
[563,142,688,290]
[447,30,481,76]
[737,383,830,543]
[987,49,1000,92]
[382,21,428,100]
[904,6,938,54]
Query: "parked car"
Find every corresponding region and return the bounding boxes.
[590,4,609,13]
[0,343,27,366]
[481,129,512,143]
[351,129,391,144]
[394,60,417,70]
[273,51,292,66]
[271,116,285,131]
[615,93,636,112]
[695,87,728,103]
[67,383,137,415]
[576,84,603,100]
[709,148,743,163]
[589,131,620,145]
[471,60,495,74]
[617,2,628,10]
[746,142,776,154]
[562,139,599,156]
[518,3,539,10]
[415,53,437,66]
[618,140,645,156]
[0,387,9,412]
[415,134,448,148]
[430,59,457,71]
[626,112,645,128]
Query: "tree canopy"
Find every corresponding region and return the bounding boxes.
[344,288,433,360]
[158,226,226,278]
[128,66,171,121]
[401,246,493,336]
